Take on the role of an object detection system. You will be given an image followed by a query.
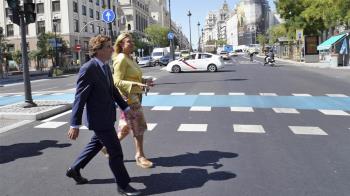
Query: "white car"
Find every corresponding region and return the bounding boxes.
[166,53,225,73]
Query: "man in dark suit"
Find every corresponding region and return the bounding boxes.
[66,35,141,196]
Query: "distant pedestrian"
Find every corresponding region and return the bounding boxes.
[66,35,141,196]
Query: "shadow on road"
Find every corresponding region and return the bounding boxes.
[0,140,71,164]
[127,150,238,169]
[89,168,236,195]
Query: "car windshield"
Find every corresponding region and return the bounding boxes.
[152,52,163,56]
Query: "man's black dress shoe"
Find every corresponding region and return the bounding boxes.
[117,185,141,196]
[66,168,88,184]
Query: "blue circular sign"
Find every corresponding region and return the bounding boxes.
[168,32,174,40]
[102,9,116,23]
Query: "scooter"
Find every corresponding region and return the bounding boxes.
[264,57,275,66]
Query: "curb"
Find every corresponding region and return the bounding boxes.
[0,103,72,121]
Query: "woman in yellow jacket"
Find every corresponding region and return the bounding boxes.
[111,32,153,168]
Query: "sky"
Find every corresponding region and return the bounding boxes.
[171,0,275,49]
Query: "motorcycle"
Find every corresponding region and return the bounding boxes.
[264,56,275,66]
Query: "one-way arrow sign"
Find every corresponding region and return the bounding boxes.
[102,9,116,23]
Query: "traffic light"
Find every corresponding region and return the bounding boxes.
[23,0,36,24]
[7,0,20,25]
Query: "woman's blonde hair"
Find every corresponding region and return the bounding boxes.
[113,32,132,54]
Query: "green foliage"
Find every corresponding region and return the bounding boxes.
[36,32,69,66]
[12,50,21,65]
[217,39,227,46]
[268,24,288,44]
[276,0,350,36]
[144,24,169,47]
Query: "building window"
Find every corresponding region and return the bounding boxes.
[97,26,101,34]
[96,0,100,6]
[82,5,86,15]
[83,22,87,32]
[96,11,100,20]
[37,21,45,34]
[6,24,14,36]
[128,24,131,31]
[73,2,78,13]
[52,1,60,12]
[90,24,95,33]
[74,19,79,32]
[5,8,10,17]
[84,41,88,49]
[89,0,93,2]
[89,8,94,18]
[36,3,44,14]
[53,19,61,32]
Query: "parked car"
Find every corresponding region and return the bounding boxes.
[166,53,225,73]
[138,56,154,67]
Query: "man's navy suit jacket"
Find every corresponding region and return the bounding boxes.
[70,58,128,131]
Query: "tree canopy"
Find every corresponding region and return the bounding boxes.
[144,24,170,47]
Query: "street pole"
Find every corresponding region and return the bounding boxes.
[54,22,58,67]
[20,11,36,107]
[187,10,192,52]
[78,20,102,66]
[197,22,200,52]
[169,0,175,60]
[107,0,114,42]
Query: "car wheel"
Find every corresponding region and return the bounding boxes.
[171,65,181,73]
[207,64,217,72]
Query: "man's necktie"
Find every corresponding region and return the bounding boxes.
[102,64,111,87]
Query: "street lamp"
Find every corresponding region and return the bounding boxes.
[201,28,204,52]
[197,22,200,52]
[187,10,192,52]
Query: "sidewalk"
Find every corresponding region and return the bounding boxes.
[0,70,49,86]
[257,55,350,69]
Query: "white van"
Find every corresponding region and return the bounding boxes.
[151,47,169,60]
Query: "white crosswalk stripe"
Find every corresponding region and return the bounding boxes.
[178,124,207,132]
[326,94,348,97]
[151,106,173,111]
[318,110,350,116]
[292,94,312,96]
[233,124,265,133]
[171,92,186,95]
[288,126,328,135]
[147,123,157,131]
[230,107,254,112]
[199,92,215,95]
[228,92,245,95]
[260,93,278,96]
[273,108,300,114]
[190,106,212,111]
[35,121,67,128]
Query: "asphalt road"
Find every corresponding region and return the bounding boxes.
[1,55,350,196]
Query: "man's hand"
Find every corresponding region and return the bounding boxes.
[67,127,80,140]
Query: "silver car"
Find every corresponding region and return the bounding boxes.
[138,56,154,67]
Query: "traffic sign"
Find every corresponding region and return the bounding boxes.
[168,32,174,40]
[102,9,116,23]
[75,44,81,52]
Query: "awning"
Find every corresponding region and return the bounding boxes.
[317,34,346,50]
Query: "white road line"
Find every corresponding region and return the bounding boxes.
[289,126,328,135]
[199,92,215,95]
[260,93,278,96]
[171,92,186,95]
[190,106,212,111]
[230,107,254,112]
[228,92,245,95]
[51,93,65,96]
[326,94,348,97]
[147,123,157,131]
[233,124,265,133]
[42,110,72,122]
[147,92,159,95]
[318,110,350,116]
[0,120,34,134]
[177,124,207,132]
[151,106,173,111]
[292,94,312,96]
[273,108,300,114]
[35,121,67,129]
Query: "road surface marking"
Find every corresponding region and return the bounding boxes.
[171,92,186,95]
[147,92,159,95]
[178,124,207,132]
[326,94,348,97]
[229,92,245,95]
[147,123,157,131]
[318,110,350,116]
[260,93,278,96]
[273,108,300,114]
[233,124,265,133]
[292,94,312,96]
[42,110,72,122]
[289,126,328,135]
[199,92,215,95]
[151,106,173,111]
[0,120,34,134]
[51,93,65,96]
[190,106,212,111]
[230,107,254,112]
[35,121,67,128]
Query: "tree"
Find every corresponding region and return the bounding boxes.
[12,50,22,66]
[268,24,288,44]
[144,24,169,47]
[216,39,227,46]
[257,34,268,52]
[0,28,8,77]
